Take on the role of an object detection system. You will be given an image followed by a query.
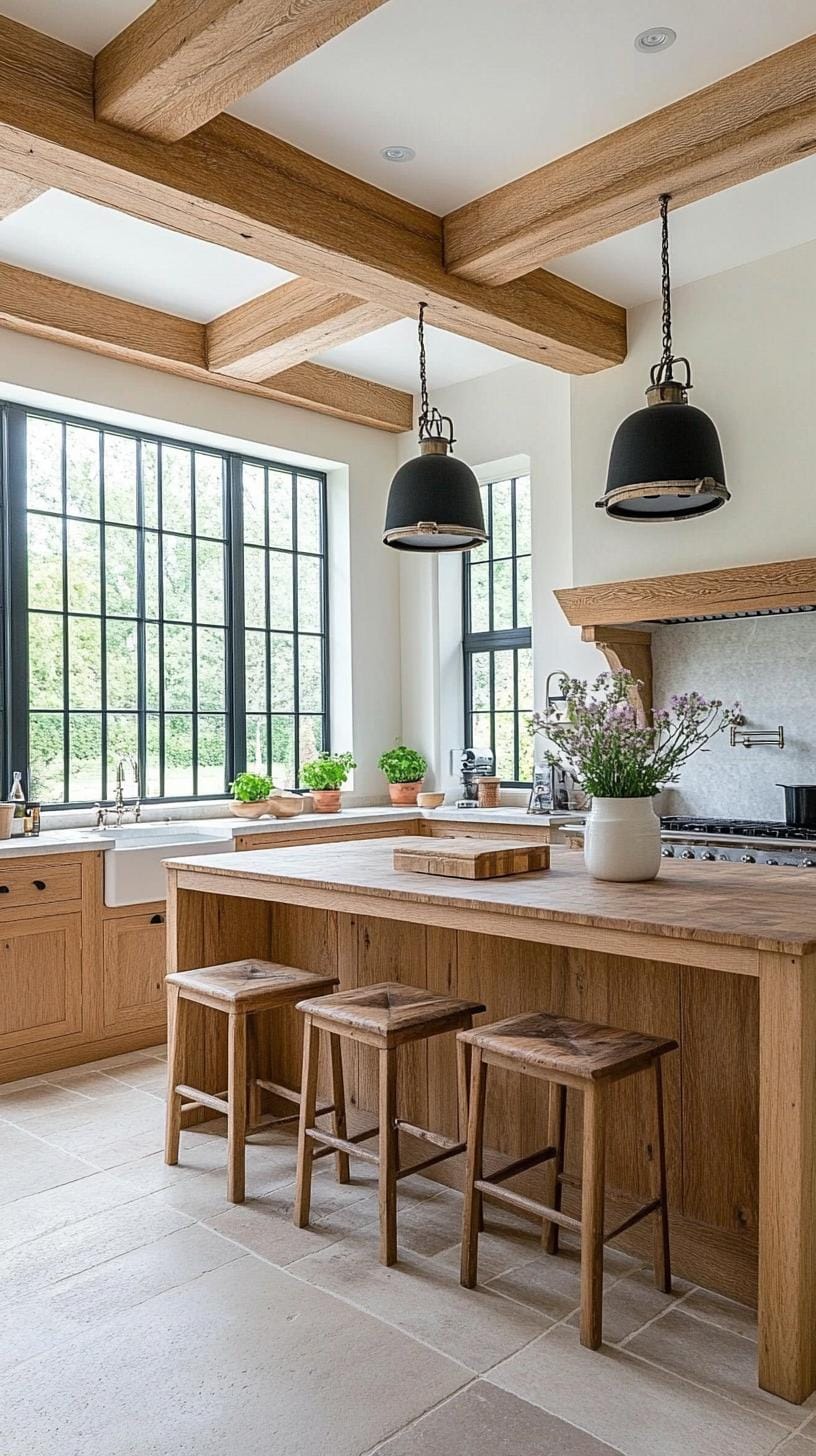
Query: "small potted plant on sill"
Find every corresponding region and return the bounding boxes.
[300,750,356,813]
[531,670,740,883]
[229,771,275,819]
[377,745,428,806]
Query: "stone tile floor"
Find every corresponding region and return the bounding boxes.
[0,1047,813,1455]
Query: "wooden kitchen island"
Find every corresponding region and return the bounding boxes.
[165,837,816,1405]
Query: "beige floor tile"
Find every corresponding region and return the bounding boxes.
[0,1256,468,1456]
[0,1081,92,1120]
[205,1187,379,1266]
[489,1325,787,1456]
[564,1267,692,1345]
[46,1068,141,1100]
[375,1381,626,1454]
[62,1125,169,1170]
[0,1073,49,1095]
[100,1060,169,1093]
[775,1436,816,1453]
[291,1231,549,1371]
[0,1193,193,1302]
[486,1237,636,1322]
[625,1306,811,1429]
[16,1089,165,1145]
[0,1169,143,1252]
[681,1285,758,1342]
[0,1222,242,1375]
[0,1123,95,1205]
[433,1228,542,1282]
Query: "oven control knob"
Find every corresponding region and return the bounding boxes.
[741,854,756,864]
[700,850,715,861]
[661,846,674,858]
[681,849,695,859]
[802,859,816,868]
[765,858,779,866]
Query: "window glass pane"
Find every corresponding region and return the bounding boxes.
[66,426,99,518]
[163,534,192,622]
[270,633,294,711]
[494,713,515,781]
[515,476,531,554]
[69,714,101,802]
[28,513,63,610]
[492,480,513,557]
[245,631,267,714]
[269,552,294,630]
[145,623,160,711]
[298,636,323,712]
[161,446,191,533]
[142,441,159,529]
[28,417,63,512]
[107,713,139,790]
[494,651,514,711]
[244,547,266,628]
[272,716,295,788]
[195,453,224,538]
[468,562,489,632]
[68,617,101,710]
[298,555,322,633]
[165,715,193,796]
[196,539,225,625]
[104,434,137,524]
[297,476,321,553]
[518,719,534,782]
[164,624,193,709]
[470,486,489,564]
[107,619,139,710]
[30,712,64,801]
[145,532,160,619]
[517,648,533,709]
[246,715,268,774]
[105,527,138,616]
[197,716,226,793]
[269,470,293,548]
[243,463,265,544]
[516,556,532,628]
[471,712,492,751]
[67,521,101,613]
[470,651,490,712]
[299,714,323,763]
[492,558,513,630]
[197,627,225,711]
[146,715,161,796]
[28,614,63,710]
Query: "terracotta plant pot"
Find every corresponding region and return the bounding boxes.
[312,789,341,813]
[388,781,424,806]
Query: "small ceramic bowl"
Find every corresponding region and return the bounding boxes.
[267,793,305,819]
[229,799,272,819]
[417,791,445,809]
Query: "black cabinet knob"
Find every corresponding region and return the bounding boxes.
[0,885,8,894]
[150,913,164,925]
[33,880,46,890]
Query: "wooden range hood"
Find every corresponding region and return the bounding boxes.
[555,557,816,718]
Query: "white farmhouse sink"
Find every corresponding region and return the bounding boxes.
[103,823,234,907]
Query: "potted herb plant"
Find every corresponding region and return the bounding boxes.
[532,671,739,882]
[300,751,356,813]
[229,771,274,819]
[377,745,428,806]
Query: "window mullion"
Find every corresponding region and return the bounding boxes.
[226,454,245,785]
[5,406,29,794]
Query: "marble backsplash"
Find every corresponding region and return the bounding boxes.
[651,613,816,821]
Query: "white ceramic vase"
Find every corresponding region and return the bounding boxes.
[583,796,662,883]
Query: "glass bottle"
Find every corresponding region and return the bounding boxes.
[8,770,25,817]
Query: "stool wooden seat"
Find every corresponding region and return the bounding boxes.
[294,981,486,1265]
[164,959,342,1203]
[458,1010,678,1350]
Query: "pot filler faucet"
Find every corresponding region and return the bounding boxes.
[95,758,142,828]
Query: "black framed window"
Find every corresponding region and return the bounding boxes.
[2,403,329,806]
[463,474,533,785]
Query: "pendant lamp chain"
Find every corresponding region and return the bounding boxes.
[417,301,430,425]
[659,193,673,374]
[416,301,456,447]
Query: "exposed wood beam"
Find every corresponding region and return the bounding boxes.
[444,33,816,285]
[94,0,389,143]
[0,260,411,432]
[556,558,816,628]
[0,16,625,374]
[207,278,396,380]
[0,168,44,218]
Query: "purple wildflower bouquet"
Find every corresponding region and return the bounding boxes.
[530,670,740,799]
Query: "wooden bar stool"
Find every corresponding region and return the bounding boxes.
[458,1011,678,1349]
[165,959,344,1203]
[293,982,486,1265]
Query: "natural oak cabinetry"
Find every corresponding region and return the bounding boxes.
[102,909,167,1036]
[0,911,83,1050]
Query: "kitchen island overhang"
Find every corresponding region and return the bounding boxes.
[163,837,816,1405]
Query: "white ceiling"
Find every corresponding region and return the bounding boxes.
[0,191,293,320]
[314,318,519,391]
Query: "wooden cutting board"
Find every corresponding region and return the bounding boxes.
[393,836,550,880]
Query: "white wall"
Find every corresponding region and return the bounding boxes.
[0,328,402,802]
[571,237,816,585]
[398,363,602,791]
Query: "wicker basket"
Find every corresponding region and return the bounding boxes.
[476,776,501,809]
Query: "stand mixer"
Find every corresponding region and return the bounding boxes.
[456,748,495,808]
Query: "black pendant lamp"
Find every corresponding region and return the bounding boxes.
[597,194,729,522]
[383,304,486,551]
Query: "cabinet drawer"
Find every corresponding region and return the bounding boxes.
[0,912,83,1049]
[0,857,82,909]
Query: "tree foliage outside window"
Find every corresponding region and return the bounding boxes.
[462,475,533,785]
[4,405,329,805]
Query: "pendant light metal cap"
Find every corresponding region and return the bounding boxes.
[597,392,729,521]
[383,438,487,551]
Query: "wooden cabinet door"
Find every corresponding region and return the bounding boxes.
[103,912,167,1036]
[0,913,83,1050]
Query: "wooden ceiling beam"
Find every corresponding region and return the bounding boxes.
[0,168,44,219]
[94,0,389,143]
[207,278,396,380]
[444,33,816,285]
[0,16,625,375]
[0,260,412,432]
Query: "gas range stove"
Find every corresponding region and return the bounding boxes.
[660,817,816,867]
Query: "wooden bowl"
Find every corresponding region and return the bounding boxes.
[267,794,305,819]
[417,791,445,809]
[229,799,273,819]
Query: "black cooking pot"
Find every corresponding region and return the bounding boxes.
[778,785,816,830]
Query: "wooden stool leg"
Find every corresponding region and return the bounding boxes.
[460,1047,487,1289]
[294,1016,320,1228]
[247,1013,262,1132]
[580,1082,607,1350]
[651,1057,672,1294]
[542,1081,567,1255]
[164,983,183,1166]
[329,1033,350,1185]
[227,1011,247,1203]
[456,1020,483,1231]
[378,1046,399,1266]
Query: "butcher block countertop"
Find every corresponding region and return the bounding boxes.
[166,836,816,962]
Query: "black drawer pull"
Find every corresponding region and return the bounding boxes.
[150,913,164,925]
[0,885,8,894]
[33,880,46,891]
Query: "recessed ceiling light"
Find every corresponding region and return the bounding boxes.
[380,145,416,164]
[634,26,676,53]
